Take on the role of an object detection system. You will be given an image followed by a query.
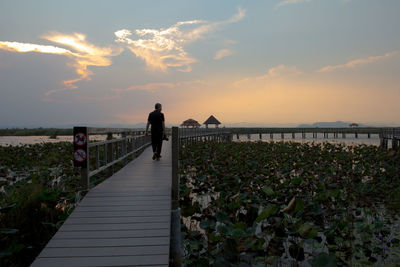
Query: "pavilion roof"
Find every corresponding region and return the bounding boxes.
[203,115,221,125]
[181,118,201,127]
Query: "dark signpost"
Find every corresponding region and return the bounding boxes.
[73,127,89,188]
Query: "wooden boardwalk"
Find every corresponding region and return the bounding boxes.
[31,141,172,267]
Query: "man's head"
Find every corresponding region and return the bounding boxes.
[155,103,162,111]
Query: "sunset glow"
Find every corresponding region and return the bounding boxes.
[0,1,399,127]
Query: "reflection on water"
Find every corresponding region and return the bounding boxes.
[0,135,107,146]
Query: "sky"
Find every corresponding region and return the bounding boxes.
[1,0,400,127]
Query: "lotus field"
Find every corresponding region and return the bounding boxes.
[179,141,400,266]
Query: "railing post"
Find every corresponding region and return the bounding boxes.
[107,133,113,175]
[73,127,89,190]
[122,132,127,164]
[171,127,179,209]
[170,127,181,266]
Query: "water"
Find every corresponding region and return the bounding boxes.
[234,133,382,146]
[0,133,385,146]
[0,135,107,146]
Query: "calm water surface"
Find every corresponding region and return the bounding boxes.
[0,135,106,146]
[0,133,386,146]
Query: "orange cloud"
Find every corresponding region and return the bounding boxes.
[115,8,245,72]
[234,65,302,87]
[0,33,122,101]
[214,49,233,60]
[317,51,399,72]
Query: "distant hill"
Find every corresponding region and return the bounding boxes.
[297,121,368,128]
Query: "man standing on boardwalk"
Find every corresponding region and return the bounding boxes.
[145,103,166,160]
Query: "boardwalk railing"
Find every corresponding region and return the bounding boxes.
[73,127,151,190]
[178,127,232,145]
[380,128,400,149]
[228,127,383,140]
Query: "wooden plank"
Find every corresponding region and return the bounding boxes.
[86,191,170,197]
[46,237,170,248]
[78,200,170,207]
[74,205,169,212]
[53,229,170,242]
[38,245,168,257]
[65,216,169,225]
[83,196,170,201]
[69,210,170,218]
[59,222,168,231]
[85,193,170,198]
[31,254,169,267]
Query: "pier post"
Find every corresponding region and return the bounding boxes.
[393,139,398,150]
[355,132,358,139]
[302,132,305,139]
[281,133,284,139]
[270,133,273,139]
[107,133,114,175]
[170,127,182,266]
[237,133,239,140]
[259,133,262,139]
[368,133,371,139]
[292,132,295,139]
[122,132,127,164]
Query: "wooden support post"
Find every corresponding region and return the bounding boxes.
[302,132,305,139]
[259,133,262,139]
[368,133,371,139]
[171,126,183,266]
[74,127,89,190]
[270,133,273,139]
[81,167,89,191]
[122,132,127,164]
[103,143,107,165]
[95,145,100,170]
[292,132,295,139]
[393,139,398,150]
[355,132,358,139]
[171,127,179,210]
[107,133,113,175]
[281,133,284,139]
[237,133,239,139]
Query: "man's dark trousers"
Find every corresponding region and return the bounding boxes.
[151,131,163,157]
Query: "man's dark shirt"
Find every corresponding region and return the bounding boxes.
[148,110,165,134]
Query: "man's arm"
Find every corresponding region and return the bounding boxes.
[162,121,166,136]
[145,121,150,136]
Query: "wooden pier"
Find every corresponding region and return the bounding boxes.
[30,127,231,266]
[31,140,172,267]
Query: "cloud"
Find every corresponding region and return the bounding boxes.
[124,82,175,92]
[214,49,233,60]
[317,51,399,72]
[0,33,122,100]
[234,64,302,87]
[275,0,312,9]
[115,8,245,72]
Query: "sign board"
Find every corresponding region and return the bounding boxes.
[73,127,88,167]
[74,132,87,146]
[74,149,87,162]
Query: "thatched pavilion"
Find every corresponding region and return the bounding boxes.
[204,115,221,128]
[349,123,359,128]
[181,118,201,128]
